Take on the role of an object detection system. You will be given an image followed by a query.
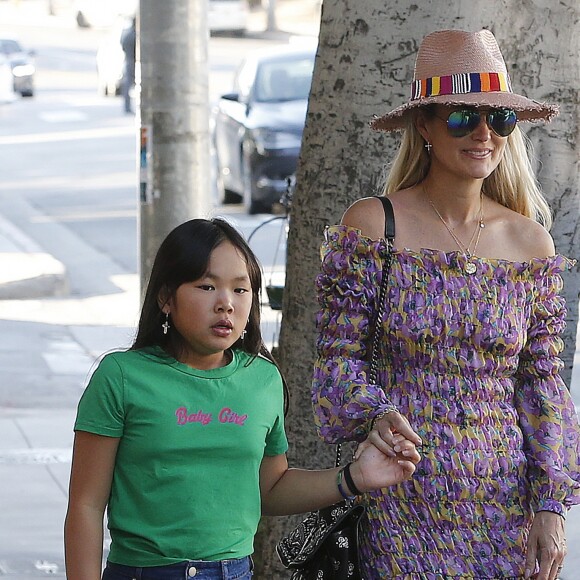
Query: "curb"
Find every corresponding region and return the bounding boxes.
[0,214,68,300]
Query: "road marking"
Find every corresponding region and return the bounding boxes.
[32,208,137,222]
[38,110,88,123]
[0,126,135,145]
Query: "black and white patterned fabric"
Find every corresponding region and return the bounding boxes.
[277,501,365,579]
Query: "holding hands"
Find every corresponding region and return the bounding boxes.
[349,434,421,493]
[365,408,423,458]
[348,409,422,493]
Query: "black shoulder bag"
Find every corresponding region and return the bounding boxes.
[276,196,395,580]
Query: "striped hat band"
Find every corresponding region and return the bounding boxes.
[411,72,512,100]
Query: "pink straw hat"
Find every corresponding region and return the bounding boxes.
[371,29,559,132]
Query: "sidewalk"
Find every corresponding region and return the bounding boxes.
[0,214,136,576]
[0,408,74,577]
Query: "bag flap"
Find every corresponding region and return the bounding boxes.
[276,502,365,568]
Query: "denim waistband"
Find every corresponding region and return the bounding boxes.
[103,556,253,580]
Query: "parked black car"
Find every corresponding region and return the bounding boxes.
[0,37,35,97]
[213,44,316,214]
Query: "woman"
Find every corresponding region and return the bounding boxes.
[64,218,420,580]
[312,29,580,579]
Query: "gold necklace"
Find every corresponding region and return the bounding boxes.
[424,185,485,275]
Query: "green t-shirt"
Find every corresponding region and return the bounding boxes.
[74,347,288,566]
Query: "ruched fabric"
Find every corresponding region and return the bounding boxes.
[312,225,580,579]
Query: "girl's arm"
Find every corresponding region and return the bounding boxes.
[64,431,120,580]
[260,438,419,516]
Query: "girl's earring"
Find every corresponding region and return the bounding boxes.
[162,312,170,335]
[424,141,432,153]
[240,329,247,340]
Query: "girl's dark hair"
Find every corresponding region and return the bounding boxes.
[132,218,288,411]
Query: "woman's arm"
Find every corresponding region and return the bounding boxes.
[313,222,397,442]
[514,259,580,516]
[260,438,420,516]
[64,431,120,580]
[512,256,580,578]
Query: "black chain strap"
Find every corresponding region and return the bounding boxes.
[367,245,393,386]
[335,197,395,468]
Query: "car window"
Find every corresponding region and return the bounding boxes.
[0,39,23,54]
[234,58,257,101]
[254,56,314,102]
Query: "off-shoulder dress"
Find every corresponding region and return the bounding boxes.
[312,225,580,579]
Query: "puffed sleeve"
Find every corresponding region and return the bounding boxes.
[74,353,125,437]
[312,225,396,443]
[514,257,580,517]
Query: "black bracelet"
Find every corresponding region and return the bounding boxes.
[343,462,363,496]
[336,467,355,500]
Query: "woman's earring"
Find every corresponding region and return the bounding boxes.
[240,329,247,340]
[162,312,170,335]
[424,141,432,153]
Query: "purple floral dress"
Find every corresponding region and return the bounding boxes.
[312,225,580,579]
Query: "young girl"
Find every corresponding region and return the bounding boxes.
[64,217,420,580]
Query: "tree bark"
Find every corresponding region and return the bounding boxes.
[254,1,579,576]
[477,0,580,388]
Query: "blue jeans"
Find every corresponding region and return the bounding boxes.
[102,557,253,580]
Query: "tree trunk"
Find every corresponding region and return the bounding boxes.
[254,1,579,576]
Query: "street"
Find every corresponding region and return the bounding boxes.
[0,1,295,577]
[0,1,579,578]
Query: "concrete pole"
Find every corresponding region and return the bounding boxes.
[138,0,211,295]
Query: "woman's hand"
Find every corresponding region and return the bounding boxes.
[357,410,422,459]
[350,434,420,492]
[524,511,566,579]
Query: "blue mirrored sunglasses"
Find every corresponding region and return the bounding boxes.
[436,108,518,138]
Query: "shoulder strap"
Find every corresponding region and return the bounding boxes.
[376,196,395,243]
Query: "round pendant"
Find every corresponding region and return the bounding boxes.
[465,262,477,275]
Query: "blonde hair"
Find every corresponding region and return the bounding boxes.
[383,112,553,229]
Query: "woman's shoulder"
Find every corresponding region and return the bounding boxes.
[340,188,424,243]
[341,196,390,240]
[489,202,556,261]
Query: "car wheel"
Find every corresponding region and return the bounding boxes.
[223,189,240,205]
[21,90,34,98]
[242,152,268,215]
